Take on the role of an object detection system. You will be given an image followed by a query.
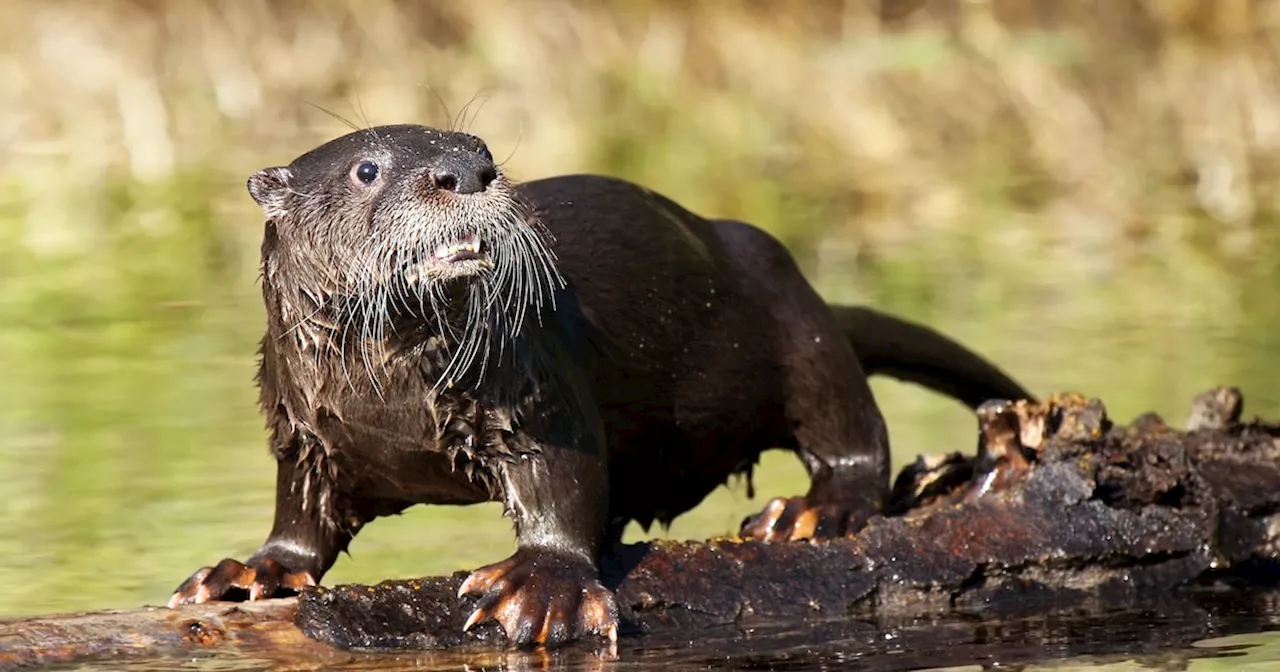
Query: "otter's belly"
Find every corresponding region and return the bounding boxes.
[336,444,491,506]
[314,413,492,506]
[603,402,787,530]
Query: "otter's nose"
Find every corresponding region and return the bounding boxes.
[429,153,498,195]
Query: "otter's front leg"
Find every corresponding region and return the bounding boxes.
[458,425,617,648]
[168,451,357,606]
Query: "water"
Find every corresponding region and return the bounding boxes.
[26,609,1280,670]
[4,230,1279,668]
[4,120,1280,672]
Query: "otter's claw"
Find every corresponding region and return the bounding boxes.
[458,548,618,648]
[167,557,316,608]
[740,496,873,542]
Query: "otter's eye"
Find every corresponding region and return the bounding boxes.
[479,146,494,163]
[351,161,380,186]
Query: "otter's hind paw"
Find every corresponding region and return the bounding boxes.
[740,496,874,542]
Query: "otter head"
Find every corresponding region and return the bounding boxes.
[248,124,563,384]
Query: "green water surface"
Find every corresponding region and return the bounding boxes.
[1,171,1279,671]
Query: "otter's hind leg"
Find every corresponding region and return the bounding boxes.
[741,303,892,542]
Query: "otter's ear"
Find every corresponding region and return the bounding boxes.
[247,166,293,219]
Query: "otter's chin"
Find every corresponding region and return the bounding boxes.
[403,257,495,285]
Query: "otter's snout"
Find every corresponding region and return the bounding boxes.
[429,153,498,195]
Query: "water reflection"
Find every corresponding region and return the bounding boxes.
[51,603,1280,671]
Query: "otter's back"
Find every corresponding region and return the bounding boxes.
[516,174,790,431]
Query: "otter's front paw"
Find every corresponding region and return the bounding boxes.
[740,496,874,542]
[458,548,618,648]
[167,557,316,607]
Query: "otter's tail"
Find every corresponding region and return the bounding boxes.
[832,305,1036,409]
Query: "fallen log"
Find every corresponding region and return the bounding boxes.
[3,389,1278,669]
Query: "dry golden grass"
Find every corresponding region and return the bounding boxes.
[4,0,1279,264]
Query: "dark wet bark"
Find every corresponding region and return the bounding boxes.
[3,388,1278,668]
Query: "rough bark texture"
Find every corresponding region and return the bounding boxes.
[2,389,1278,669]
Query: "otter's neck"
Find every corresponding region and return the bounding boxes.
[263,268,535,397]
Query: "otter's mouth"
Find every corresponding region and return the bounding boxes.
[403,232,493,284]
[434,233,486,263]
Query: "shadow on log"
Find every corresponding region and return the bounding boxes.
[3,388,1279,669]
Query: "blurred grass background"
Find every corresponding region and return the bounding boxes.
[1,0,1279,618]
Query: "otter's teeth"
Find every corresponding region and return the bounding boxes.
[433,233,482,260]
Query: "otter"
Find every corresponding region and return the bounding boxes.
[168,124,1033,648]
